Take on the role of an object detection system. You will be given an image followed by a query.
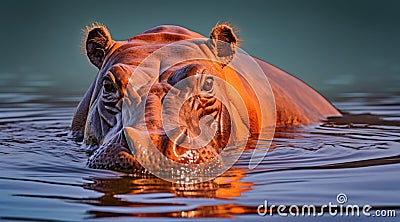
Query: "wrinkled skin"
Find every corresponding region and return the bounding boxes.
[71,24,341,172]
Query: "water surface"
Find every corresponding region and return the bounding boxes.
[0,90,399,221]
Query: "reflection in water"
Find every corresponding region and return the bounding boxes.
[84,168,252,199]
[82,168,255,218]
[0,93,399,221]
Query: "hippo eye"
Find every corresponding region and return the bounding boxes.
[103,78,116,93]
[202,77,214,91]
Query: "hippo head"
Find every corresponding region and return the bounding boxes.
[71,24,266,179]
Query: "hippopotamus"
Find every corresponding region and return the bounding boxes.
[71,24,340,174]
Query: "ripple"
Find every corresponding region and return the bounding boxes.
[0,92,399,221]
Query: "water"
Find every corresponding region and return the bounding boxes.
[0,89,399,221]
[1,0,399,220]
[2,0,400,97]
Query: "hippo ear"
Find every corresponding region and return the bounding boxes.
[209,24,238,67]
[85,25,114,69]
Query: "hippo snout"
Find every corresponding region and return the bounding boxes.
[87,141,144,173]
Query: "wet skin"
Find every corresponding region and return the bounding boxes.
[71,24,340,172]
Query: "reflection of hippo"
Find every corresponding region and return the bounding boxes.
[71,24,340,172]
[83,168,255,218]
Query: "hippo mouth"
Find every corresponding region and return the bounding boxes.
[86,121,229,170]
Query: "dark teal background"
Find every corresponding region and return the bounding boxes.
[1,0,399,97]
